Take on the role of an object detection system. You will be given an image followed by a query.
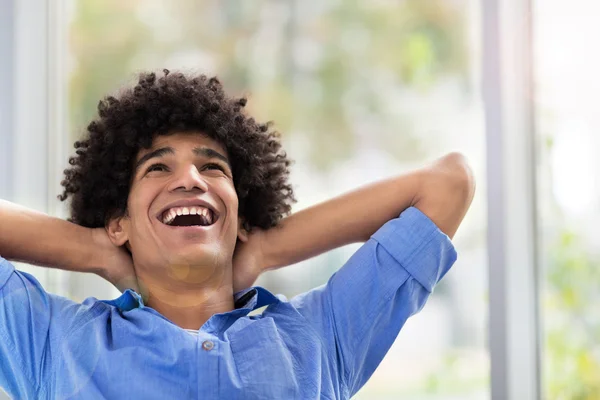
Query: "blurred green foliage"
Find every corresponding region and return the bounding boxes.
[69,1,150,135]
[544,231,600,399]
[69,0,467,169]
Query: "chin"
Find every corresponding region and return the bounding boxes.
[165,245,225,267]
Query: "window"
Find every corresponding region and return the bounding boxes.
[534,0,600,398]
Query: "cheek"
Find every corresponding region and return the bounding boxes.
[127,187,157,227]
[225,187,239,214]
[214,179,238,209]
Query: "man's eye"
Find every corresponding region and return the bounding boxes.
[146,163,168,173]
[204,163,226,172]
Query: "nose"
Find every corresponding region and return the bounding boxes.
[168,164,209,193]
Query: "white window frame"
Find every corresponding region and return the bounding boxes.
[0,0,14,202]
[482,0,541,399]
[46,0,72,297]
[5,0,52,292]
[2,0,71,296]
[0,2,16,398]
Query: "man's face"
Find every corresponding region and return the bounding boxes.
[113,132,242,282]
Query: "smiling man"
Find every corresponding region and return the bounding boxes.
[0,70,475,399]
[106,133,244,329]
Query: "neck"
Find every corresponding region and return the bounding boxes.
[135,263,235,330]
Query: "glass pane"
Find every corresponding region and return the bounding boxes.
[534,1,600,398]
[66,0,488,397]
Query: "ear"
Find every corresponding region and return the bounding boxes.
[237,217,249,243]
[106,215,130,247]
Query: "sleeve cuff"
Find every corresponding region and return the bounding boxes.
[371,207,457,292]
[0,257,16,291]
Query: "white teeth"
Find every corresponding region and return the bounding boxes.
[162,210,175,225]
[161,205,216,225]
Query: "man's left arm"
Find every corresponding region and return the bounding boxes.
[233,152,474,291]
[274,152,474,397]
[259,152,474,271]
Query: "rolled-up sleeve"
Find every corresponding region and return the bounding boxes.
[291,207,457,398]
[0,257,78,398]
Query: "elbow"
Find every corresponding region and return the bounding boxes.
[415,152,476,238]
[444,152,476,207]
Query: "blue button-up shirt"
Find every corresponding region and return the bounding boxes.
[0,207,456,399]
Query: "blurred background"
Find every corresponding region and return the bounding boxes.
[0,0,598,399]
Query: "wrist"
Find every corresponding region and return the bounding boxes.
[89,228,110,278]
[252,228,271,272]
[256,225,284,271]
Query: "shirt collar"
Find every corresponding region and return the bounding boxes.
[100,288,144,312]
[233,287,280,311]
[101,286,280,314]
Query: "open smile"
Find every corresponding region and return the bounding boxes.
[156,200,220,229]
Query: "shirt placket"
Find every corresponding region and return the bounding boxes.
[196,326,220,399]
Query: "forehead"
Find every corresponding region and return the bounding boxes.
[137,132,228,160]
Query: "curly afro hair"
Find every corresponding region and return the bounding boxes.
[59,69,295,232]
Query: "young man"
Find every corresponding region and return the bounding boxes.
[0,70,475,399]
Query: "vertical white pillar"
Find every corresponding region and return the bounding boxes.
[482,0,541,399]
[0,0,14,202]
[0,0,15,388]
[10,0,51,291]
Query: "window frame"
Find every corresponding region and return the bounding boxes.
[482,0,541,398]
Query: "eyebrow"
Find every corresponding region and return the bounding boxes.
[193,147,230,166]
[135,146,230,172]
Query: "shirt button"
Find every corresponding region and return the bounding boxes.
[202,340,214,351]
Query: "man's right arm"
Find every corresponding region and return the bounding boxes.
[0,200,136,291]
[0,200,97,273]
[0,201,97,397]
[0,202,137,397]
